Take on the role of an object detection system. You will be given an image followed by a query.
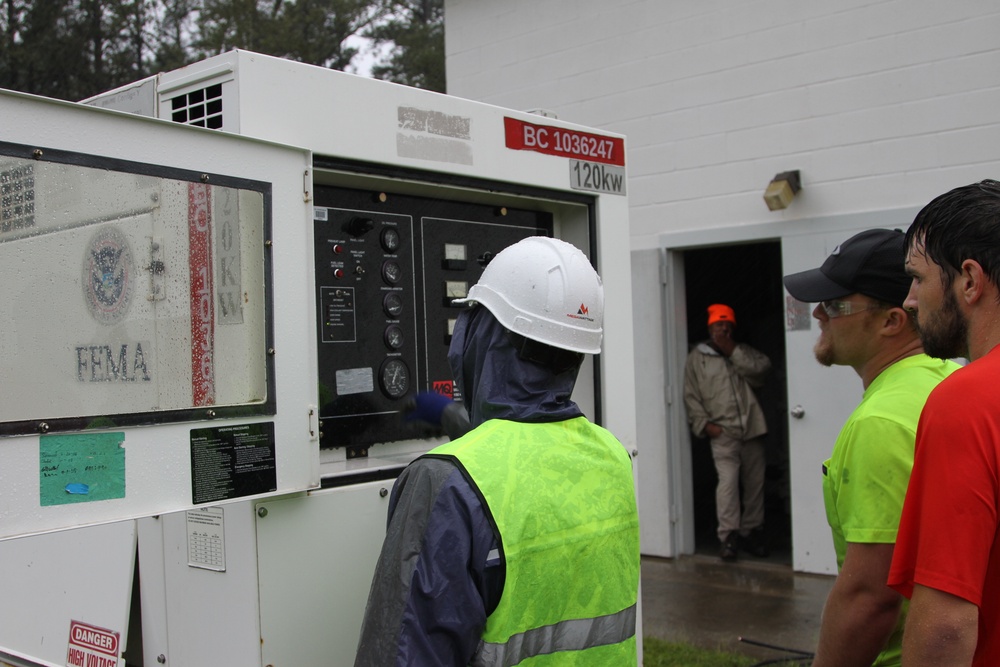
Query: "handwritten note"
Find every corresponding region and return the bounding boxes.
[39,433,126,506]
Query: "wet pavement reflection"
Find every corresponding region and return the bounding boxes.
[641,555,835,662]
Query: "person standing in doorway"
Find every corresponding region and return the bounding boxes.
[783,228,958,666]
[683,303,771,561]
[887,180,1000,667]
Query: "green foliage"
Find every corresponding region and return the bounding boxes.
[272,0,389,71]
[0,0,443,101]
[366,0,443,92]
[1,0,129,99]
[642,637,759,667]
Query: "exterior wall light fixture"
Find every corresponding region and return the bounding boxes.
[763,170,802,211]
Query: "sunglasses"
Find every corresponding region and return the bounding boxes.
[819,299,882,319]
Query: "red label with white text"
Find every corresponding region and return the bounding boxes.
[67,620,119,667]
[504,117,625,166]
[188,183,215,406]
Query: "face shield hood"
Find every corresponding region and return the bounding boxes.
[447,306,583,428]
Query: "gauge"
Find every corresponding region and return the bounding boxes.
[379,358,410,399]
[445,280,468,299]
[383,292,403,317]
[442,243,468,270]
[381,228,401,253]
[444,243,467,261]
[384,325,405,350]
[381,260,402,285]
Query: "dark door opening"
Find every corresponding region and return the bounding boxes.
[682,240,791,564]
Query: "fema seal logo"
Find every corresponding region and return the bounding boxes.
[83,227,135,325]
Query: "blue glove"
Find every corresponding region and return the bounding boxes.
[403,391,454,426]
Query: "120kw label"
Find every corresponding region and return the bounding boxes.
[569,160,626,196]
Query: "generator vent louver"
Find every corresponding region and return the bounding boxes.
[0,163,35,233]
[170,83,223,129]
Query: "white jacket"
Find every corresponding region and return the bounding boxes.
[683,341,770,441]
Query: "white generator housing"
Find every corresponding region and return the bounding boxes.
[0,51,637,667]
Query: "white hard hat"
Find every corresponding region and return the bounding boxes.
[457,236,604,354]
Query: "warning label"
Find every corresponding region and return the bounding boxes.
[66,620,119,667]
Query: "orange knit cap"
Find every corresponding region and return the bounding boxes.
[707,304,736,326]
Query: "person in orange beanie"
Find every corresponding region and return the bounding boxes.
[683,303,771,560]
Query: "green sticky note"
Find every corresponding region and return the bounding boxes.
[39,433,126,506]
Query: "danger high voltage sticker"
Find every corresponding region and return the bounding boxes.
[66,620,120,667]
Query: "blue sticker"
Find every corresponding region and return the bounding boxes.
[65,483,90,495]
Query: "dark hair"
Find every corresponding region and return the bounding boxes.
[905,179,1000,287]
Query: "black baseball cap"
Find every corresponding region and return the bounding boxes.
[782,228,911,306]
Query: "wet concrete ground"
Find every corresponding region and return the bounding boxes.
[640,555,835,663]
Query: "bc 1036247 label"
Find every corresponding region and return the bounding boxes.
[569,160,626,196]
[504,117,625,166]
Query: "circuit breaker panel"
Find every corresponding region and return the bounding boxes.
[313,185,553,451]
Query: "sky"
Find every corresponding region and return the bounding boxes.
[343,34,394,78]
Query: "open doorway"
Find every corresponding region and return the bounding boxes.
[682,240,791,563]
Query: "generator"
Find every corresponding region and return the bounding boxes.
[0,50,637,667]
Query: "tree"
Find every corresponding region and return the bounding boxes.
[11,0,104,99]
[0,0,444,101]
[149,0,199,73]
[0,0,153,100]
[274,0,390,71]
[366,0,443,92]
[0,0,26,92]
[195,0,282,56]
[194,0,393,72]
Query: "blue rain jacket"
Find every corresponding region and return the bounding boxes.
[354,307,588,666]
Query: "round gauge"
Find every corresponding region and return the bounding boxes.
[383,292,403,317]
[379,358,410,399]
[381,260,402,285]
[384,325,405,350]
[381,227,401,253]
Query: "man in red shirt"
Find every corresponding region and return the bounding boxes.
[888,179,1000,667]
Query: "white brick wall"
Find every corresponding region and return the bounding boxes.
[445,0,1000,249]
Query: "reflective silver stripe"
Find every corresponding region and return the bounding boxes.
[472,603,636,667]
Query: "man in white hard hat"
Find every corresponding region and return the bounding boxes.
[354,236,640,667]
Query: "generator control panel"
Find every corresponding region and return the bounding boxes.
[313,185,553,451]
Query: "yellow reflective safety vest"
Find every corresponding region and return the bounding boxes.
[428,417,640,666]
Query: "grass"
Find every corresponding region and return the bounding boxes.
[642,636,809,667]
[642,637,757,666]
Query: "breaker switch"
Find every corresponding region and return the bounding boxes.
[344,216,375,237]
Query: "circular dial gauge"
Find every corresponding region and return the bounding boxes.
[379,358,410,399]
[381,228,401,253]
[384,325,405,350]
[381,260,402,285]
[383,292,403,317]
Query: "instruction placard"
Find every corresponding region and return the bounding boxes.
[187,506,227,571]
[190,422,276,504]
[40,432,126,506]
